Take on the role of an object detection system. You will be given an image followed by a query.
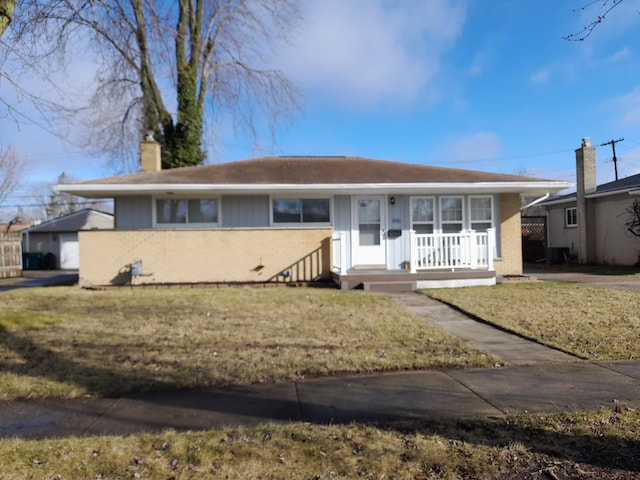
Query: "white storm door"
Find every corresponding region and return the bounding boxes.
[352,196,386,267]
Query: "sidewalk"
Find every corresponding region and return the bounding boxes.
[1,292,639,439]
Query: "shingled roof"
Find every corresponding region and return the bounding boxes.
[77,156,549,185]
[60,156,570,197]
[542,172,640,205]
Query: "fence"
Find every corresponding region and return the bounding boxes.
[521,215,547,263]
[0,232,23,278]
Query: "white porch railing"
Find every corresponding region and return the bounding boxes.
[410,228,495,273]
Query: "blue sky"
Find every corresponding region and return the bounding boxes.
[4,0,640,211]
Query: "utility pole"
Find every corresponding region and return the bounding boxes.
[600,138,624,181]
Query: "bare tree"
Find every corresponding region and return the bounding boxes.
[0,0,17,38]
[7,0,302,169]
[0,145,23,206]
[565,0,626,41]
[624,198,640,237]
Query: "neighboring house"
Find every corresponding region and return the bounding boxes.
[542,138,640,266]
[22,209,114,269]
[57,139,569,289]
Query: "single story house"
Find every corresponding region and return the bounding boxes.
[58,139,569,289]
[22,209,114,269]
[542,138,640,266]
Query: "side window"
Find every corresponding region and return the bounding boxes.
[411,197,434,234]
[155,198,218,225]
[272,198,331,224]
[565,207,577,227]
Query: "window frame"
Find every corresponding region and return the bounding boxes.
[469,195,494,232]
[410,196,435,234]
[565,206,577,228]
[439,196,464,233]
[270,196,332,226]
[153,196,220,227]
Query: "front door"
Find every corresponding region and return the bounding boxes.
[352,196,386,267]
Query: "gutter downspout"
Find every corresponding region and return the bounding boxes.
[520,193,550,211]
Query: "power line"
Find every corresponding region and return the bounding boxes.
[599,138,624,181]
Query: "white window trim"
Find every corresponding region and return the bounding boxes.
[439,196,464,233]
[565,206,577,228]
[468,195,494,231]
[410,196,435,233]
[153,196,220,228]
[269,196,333,226]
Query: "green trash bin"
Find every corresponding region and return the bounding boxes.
[22,252,43,270]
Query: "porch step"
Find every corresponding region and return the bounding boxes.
[362,281,416,293]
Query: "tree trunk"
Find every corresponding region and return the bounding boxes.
[0,0,17,38]
[170,0,205,168]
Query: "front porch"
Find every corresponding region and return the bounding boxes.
[332,268,496,291]
[331,230,497,291]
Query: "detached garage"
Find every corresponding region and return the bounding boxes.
[22,210,113,270]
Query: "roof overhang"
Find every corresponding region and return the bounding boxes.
[57,181,572,198]
[541,187,640,206]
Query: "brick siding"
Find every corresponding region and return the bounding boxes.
[78,228,332,286]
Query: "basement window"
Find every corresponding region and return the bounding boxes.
[565,207,577,227]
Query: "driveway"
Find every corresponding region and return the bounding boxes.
[524,268,640,293]
[0,270,79,291]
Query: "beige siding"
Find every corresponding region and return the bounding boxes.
[495,193,523,276]
[78,228,332,286]
[547,204,579,255]
[592,196,640,265]
[548,196,640,266]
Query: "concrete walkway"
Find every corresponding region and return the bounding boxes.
[387,292,577,365]
[1,291,639,439]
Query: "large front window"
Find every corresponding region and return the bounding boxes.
[156,198,218,225]
[272,198,331,224]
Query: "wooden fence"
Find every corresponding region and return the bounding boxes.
[0,232,23,278]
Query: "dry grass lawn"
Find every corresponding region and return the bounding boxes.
[2,409,639,479]
[423,282,640,360]
[0,286,496,400]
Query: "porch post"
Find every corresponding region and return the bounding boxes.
[410,230,417,273]
[487,228,496,271]
[340,232,347,275]
[469,230,477,269]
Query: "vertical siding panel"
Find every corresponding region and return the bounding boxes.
[333,195,352,269]
[387,195,409,270]
[115,197,152,229]
[221,196,269,227]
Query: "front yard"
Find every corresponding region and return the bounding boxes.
[0,286,494,401]
[2,282,640,479]
[424,282,640,360]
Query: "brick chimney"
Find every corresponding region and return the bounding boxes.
[141,134,161,172]
[575,137,596,264]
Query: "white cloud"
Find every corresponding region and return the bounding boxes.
[530,67,551,85]
[468,47,495,77]
[608,87,640,127]
[278,0,466,108]
[429,132,503,166]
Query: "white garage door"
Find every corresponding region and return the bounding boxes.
[59,233,79,269]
